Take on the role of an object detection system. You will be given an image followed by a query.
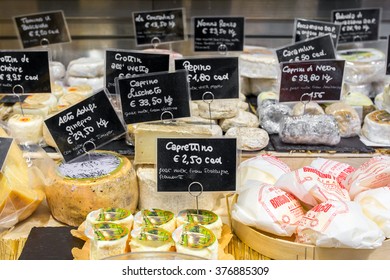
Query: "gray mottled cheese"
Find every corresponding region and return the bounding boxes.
[198,99,239,120]
[219,110,259,132]
[362,110,390,145]
[225,127,269,151]
[325,102,361,138]
[45,151,139,226]
[134,122,218,165]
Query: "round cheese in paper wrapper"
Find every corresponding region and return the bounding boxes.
[232,182,305,236]
[296,200,385,249]
[355,187,390,238]
[237,155,291,189]
[344,156,390,199]
[310,158,356,189]
[275,166,350,208]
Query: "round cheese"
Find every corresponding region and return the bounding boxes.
[130,226,174,252]
[12,103,49,118]
[44,151,139,226]
[325,102,361,138]
[362,110,390,145]
[219,110,259,132]
[66,76,103,91]
[51,83,64,100]
[67,57,105,78]
[24,94,58,112]
[292,101,325,116]
[198,99,239,120]
[133,208,176,233]
[383,84,390,113]
[7,114,43,144]
[50,61,66,81]
[225,127,269,151]
[58,92,86,106]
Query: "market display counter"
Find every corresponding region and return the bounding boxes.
[0,151,383,260]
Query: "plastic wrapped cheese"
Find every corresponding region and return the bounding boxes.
[310,158,356,189]
[354,187,390,238]
[7,114,44,145]
[344,156,390,199]
[325,102,361,138]
[275,166,350,208]
[237,154,291,188]
[0,128,44,231]
[232,182,305,236]
[296,200,385,249]
[279,114,341,146]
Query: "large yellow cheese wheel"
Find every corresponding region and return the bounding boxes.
[44,151,138,226]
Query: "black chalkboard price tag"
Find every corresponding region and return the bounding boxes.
[133,8,186,46]
[174,57,239,100]
[0,137,13,172]
[193,17,245,52]
[276,34,336,63]
[0,50,51,94]
[332,8,381,44]
[294,18,341,47]
[105,49,170,94]
[157,138,237,192]
[116,70,191,124]
[14,10,71,49]
[279,60,345,103]
[44,90,126,162]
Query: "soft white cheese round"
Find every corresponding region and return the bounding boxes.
[7,114,43,144]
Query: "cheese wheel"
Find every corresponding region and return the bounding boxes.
[44,151,139,226]
[225,127,269,151]
[66,76,103,91]
[133,208,176,233]
[12,103,49,118]
[130,226,174,252]
[7,114,43,144]
[24,94,58,112]
[58,92,86,106]
[198,99,239,120]
[65,84,94,97]
[362,110,390,145]
[325,102,361,138]
[51,83,64,100]
[219,110,259,132]
[50,61,66,80]
[172,224,218,260]
[67,57,105,78]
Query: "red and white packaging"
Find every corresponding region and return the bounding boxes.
[232,182,305,236]
[275,166,351,207]
[310,158,356,189]
[355,186,390,238]
[296,200,385,249]
[237,154,291,189]
[344,156,390,199]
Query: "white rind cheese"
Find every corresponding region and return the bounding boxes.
[219,110,259,132]
[67,57,105,78]
[198,99,239,120]
[325,102,361,138]
[362,110,390,145]
[44,151,139,226]
[7,114,43,144]
[225,127,269,151]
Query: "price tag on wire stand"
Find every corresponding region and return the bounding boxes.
[105,49,170,94]
[294,18,341,47]
[174,57,239,100]
[193,17,245,52]
[0,50,51,94]
[276,34,336,63]
[156,138,237,192]
[116,70,191,124]
[44,90,126,162]
[332,8,381,44]
[279,60,345,103]
[13,10,71,49]
[133,8,186,46]
[0,137,13,172]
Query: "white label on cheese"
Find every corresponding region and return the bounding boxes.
[58,152,121,179]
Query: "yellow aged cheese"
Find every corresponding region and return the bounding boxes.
[133,122,218,165]
[0,128,44,227]
[44,151,139,226]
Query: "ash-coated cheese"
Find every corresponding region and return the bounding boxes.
[225,127,269,151]
[362,110,390,145]
[44,151,138,226]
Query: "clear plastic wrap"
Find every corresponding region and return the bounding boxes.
[0,125,55,232]
[279,114,341,146]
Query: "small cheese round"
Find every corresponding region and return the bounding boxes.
[65,84,94,97]
[219,110,259,132]
[383,84,390,113]
[45,151,139,226]
[292,101,325,116]
[198,99,239,120]
[67,57,104,78]
[325,102,361,137]
[66,76,103,91]
[225,127,269,151]
[362,110,390,145]
[58,92,86,106]
[50,61,66,81]
[12,103,49,118]
[7,114,43,144]
[24,94,58,112]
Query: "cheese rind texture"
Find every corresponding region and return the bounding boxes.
[362,110,390,145]
[44,151,138,226]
